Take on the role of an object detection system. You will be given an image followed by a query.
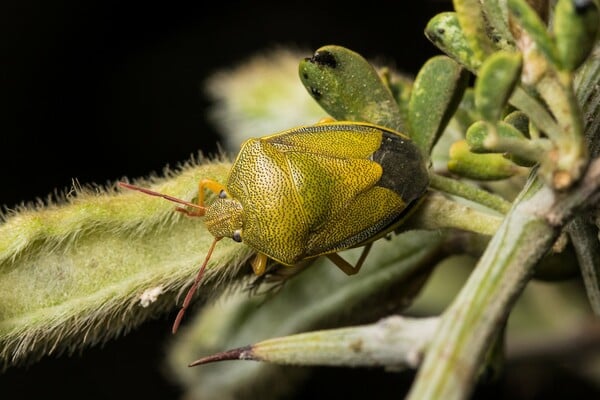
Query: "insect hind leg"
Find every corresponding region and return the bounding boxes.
[325,243,373,276]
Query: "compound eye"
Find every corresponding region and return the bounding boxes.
[219,190,227,199]
[232,230,242,243]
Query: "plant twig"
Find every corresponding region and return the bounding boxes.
[428,173,512,214]
[407,158,600,400]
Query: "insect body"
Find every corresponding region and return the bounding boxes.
[120,121,429,332]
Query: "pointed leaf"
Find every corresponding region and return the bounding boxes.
[189,316,439,370]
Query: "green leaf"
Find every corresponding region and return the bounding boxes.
[188,316,439,370]
[448,140,525,180]
[466,121,527,153]
[554,0,600,71]
[408,55,470,157]
[425,12,481,72]
[298,45,405,132]
[383,68,414,128]
[453,0,496,60]
[503,110,530,137]
[480,0,516,50]
[474,51,523,122]
[466,120,544,167]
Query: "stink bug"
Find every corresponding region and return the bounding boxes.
[119,121,429,333]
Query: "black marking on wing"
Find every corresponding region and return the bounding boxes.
[372,131,429,204]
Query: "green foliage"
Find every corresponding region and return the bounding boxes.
[299,45,405,132]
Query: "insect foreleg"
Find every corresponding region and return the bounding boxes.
[250,253,269,276]
[176,179,227,217]
[198,179,227,206]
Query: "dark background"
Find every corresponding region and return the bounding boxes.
[1,1,451,210]
[1,1,453,398]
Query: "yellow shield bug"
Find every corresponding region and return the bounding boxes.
[119,120,429,332]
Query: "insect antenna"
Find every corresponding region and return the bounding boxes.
[118,182,206,215]
[172,237,221,334]
[118,181,218,332]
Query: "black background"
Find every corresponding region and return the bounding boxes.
[2,1,450,209]
[1,2,452,399]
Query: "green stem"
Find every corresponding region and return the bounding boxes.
[536,73,587,188]
[484,133,551,166]
[509,86,562,140]
[407,159,600,400]
[569,216,600,315]
[407,177,552,400]
[428,173,512,214]
[409,193,503,236]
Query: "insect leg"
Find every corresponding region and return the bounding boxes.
[250,253,269,276]
[325,243,373,276]
[198,179,227,206]
[175,179,227,217]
